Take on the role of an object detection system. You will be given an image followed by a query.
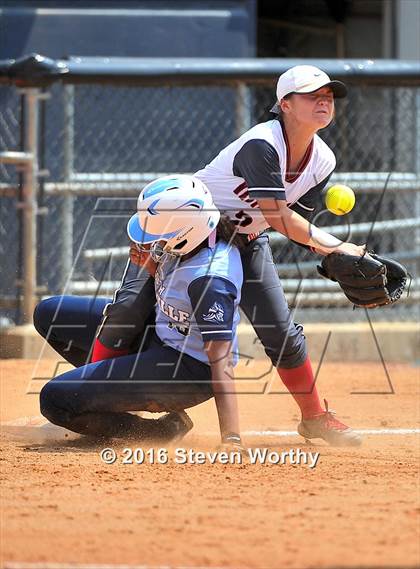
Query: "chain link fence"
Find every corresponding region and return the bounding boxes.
[0,86,22,323]
[1,57,419,325]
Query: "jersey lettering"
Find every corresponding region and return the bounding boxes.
[233,182,258,208]
[156,294,191,325]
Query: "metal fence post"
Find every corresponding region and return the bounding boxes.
[21,87,40,323]
[416,89,420,264]
[235,81,252,137]
[61,84,75,292]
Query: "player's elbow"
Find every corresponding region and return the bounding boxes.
[263,210,291,236]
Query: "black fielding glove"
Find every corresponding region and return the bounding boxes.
[317,252,408,308]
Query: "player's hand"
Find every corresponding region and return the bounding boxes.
[334,242,366,257]
[129,241,157,276]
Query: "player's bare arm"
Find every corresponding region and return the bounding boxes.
[257,197,365,257]
[204,339,242,447]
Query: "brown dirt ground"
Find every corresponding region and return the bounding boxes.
[0,358,419,569]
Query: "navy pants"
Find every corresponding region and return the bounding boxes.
[34,296,212,438]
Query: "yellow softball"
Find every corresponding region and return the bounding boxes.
[325,184,355,215]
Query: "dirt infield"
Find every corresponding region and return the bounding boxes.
[1,358,419,569]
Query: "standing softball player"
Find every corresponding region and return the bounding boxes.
[35,177,245,448]
[193,65,365,446]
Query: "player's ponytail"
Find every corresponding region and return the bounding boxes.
[216,215,248,250]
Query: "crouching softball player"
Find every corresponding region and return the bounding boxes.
[35,177,245,449]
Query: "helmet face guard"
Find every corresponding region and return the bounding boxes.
[149,241,180,263]
[127,175,220,260]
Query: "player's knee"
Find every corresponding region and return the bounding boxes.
[269,323,307,369]
[277,341,307,368]
[40,381,74,428]
[33,297,60,338]
[40,382,60,424]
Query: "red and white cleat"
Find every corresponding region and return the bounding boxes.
[298,399,362,447]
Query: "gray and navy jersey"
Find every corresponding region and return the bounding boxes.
[154,241,242,366]
[195,119,335,234]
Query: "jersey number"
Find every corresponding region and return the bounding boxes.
[168,322,190,337]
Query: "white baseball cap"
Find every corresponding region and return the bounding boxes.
[270,65,347,113]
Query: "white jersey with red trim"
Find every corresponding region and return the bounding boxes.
[194,118,336,234]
